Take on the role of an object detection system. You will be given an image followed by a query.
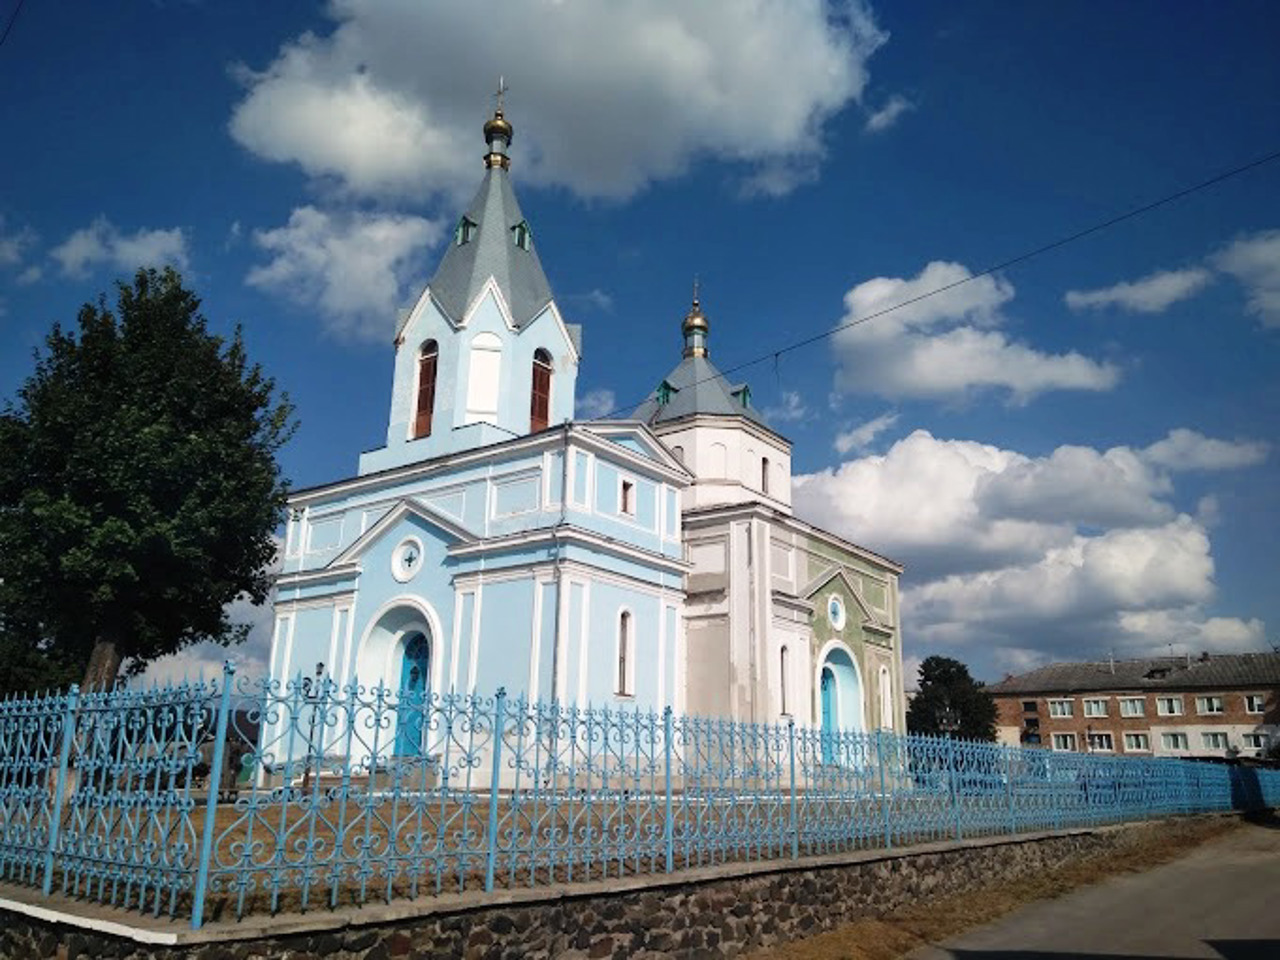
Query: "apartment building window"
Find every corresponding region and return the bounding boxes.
[1195,695,1224,715]
[1083,698,1108,718]
[1119,697,1145,718]
[1022,700,1037,713]
[1245,694,1265,714]
[1201,732,1229,750]
[1087,732,1114,752]
[1161,732,1189,751]
[1051,733,1077,751]
[1156,696,1184,717]
[1048,699,1073,718]
[1242,733,1267,751]
[1123,733,1150,751]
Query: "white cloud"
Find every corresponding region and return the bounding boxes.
[576,388,618,420]
[229,1,888,202]
[246,205,443,339]
[764,390,808,423]
[567,288,614,312]
[834,410,898,453]
[1065,266,1213,313]
[51,216,189,278]
[16,265,42,285]
[0,218,36,266]
[1213,229,1280,327]
[1141,428,1269,472]
[864,94,913,133]
[832,261,1120,403]
[793,428,1267,673]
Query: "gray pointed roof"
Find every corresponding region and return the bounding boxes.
[428,166,554,328]
[633,354,771,428]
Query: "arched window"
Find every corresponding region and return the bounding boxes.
[879,665,893,729]
[670,444,685,465]
[761,456,770,495]
[465,332,503,424]
[617,610,633,696]
[530,348,552,432]
[780,645,790,716]
[413,340,438,439]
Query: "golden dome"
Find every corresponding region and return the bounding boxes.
[484,109,513,144]
[682,296,709,334]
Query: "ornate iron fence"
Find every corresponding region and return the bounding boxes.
[0,664,1276,929]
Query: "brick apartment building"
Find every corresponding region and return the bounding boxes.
[987,652,1280,759]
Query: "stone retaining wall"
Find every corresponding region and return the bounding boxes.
[0,821,1178,960]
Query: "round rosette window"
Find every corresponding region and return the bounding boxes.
[392,537,425,583]
[827,594,846,630]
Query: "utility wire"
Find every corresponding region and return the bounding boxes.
[593,145,1280,421]
[0,0,25,51]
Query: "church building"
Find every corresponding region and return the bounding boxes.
[269,105,906,747]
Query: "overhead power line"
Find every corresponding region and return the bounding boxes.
[593,145,1280,421]
[0,0,25,51]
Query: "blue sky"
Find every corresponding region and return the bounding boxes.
[2,1,1277,683]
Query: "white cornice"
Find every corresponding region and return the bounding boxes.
[448,523,691,573]
[648,412,793,451]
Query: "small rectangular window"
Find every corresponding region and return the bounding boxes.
[1195,695,1224,715]
[1242,733,1267,750]
[1201,732,1229,750]
[1048,699,1073,718]
[1051,733,1077,751]
[1087,732,1113,752]
[1244,694,1265,714]
[1123,733,1150,751]
[1083,698,1108,718]
[1022,700,1038,713]
[1119,697,1145,718]
[1156,696,1184,717]
[620,479,635,516]
[1161,732,1189,751]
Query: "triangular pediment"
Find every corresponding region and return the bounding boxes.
[332,497,475,567]
[803,566,882,629]
[583,422,690,475]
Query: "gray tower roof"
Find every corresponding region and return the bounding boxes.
[428,166,555,328]
[633,353,770,428]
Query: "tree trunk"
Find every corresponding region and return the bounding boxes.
[82,638,123,691]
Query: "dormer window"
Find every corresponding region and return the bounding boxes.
[512,220,532,251]
[455,216,477,246]
[656,380,675,406]
[731,383,751,408]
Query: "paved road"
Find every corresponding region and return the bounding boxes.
[909,819,1280,960]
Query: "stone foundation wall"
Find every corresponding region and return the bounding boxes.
[0,823,1162,960]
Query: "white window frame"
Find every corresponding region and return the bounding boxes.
[1200,731,1229,750]
[464,332,503,424]
[1161,731,1189,751]
[1083,698,1108,718]
[1119,697,1145,718]
[1195,695,1224,715]
[1123,732,1150,752]
[1156,696,1184,717]
[615,607,635,697]
[1242,733,1267,750]
[1051,733,1077,752]
[1244,694,1265,714]
[618,475,637,518]
[1086,731,1114,752]
[1048,699,1074,718]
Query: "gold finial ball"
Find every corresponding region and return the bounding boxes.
[682,297,709,334]
[484,110,513,144]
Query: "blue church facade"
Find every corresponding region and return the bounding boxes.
[268,105,907,755]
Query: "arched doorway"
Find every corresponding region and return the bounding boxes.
[395,631,430,756]
[817,644,865,764]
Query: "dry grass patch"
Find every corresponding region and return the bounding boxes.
[744,816,1239,960]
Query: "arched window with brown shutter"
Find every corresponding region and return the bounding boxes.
[530,348,552,432]
[413,340,438,439]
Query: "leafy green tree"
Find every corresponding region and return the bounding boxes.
[0,268,295,693]
[906,655,998,741]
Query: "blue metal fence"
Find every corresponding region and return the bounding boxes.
[0,664,1276,929]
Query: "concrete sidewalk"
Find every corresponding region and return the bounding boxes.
[909,818,1280,960]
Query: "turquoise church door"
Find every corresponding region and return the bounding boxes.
[820,667,836,764]
[395,632,430,757]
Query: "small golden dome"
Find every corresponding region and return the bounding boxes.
[484,109,513,144]
[682,296,709,334]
